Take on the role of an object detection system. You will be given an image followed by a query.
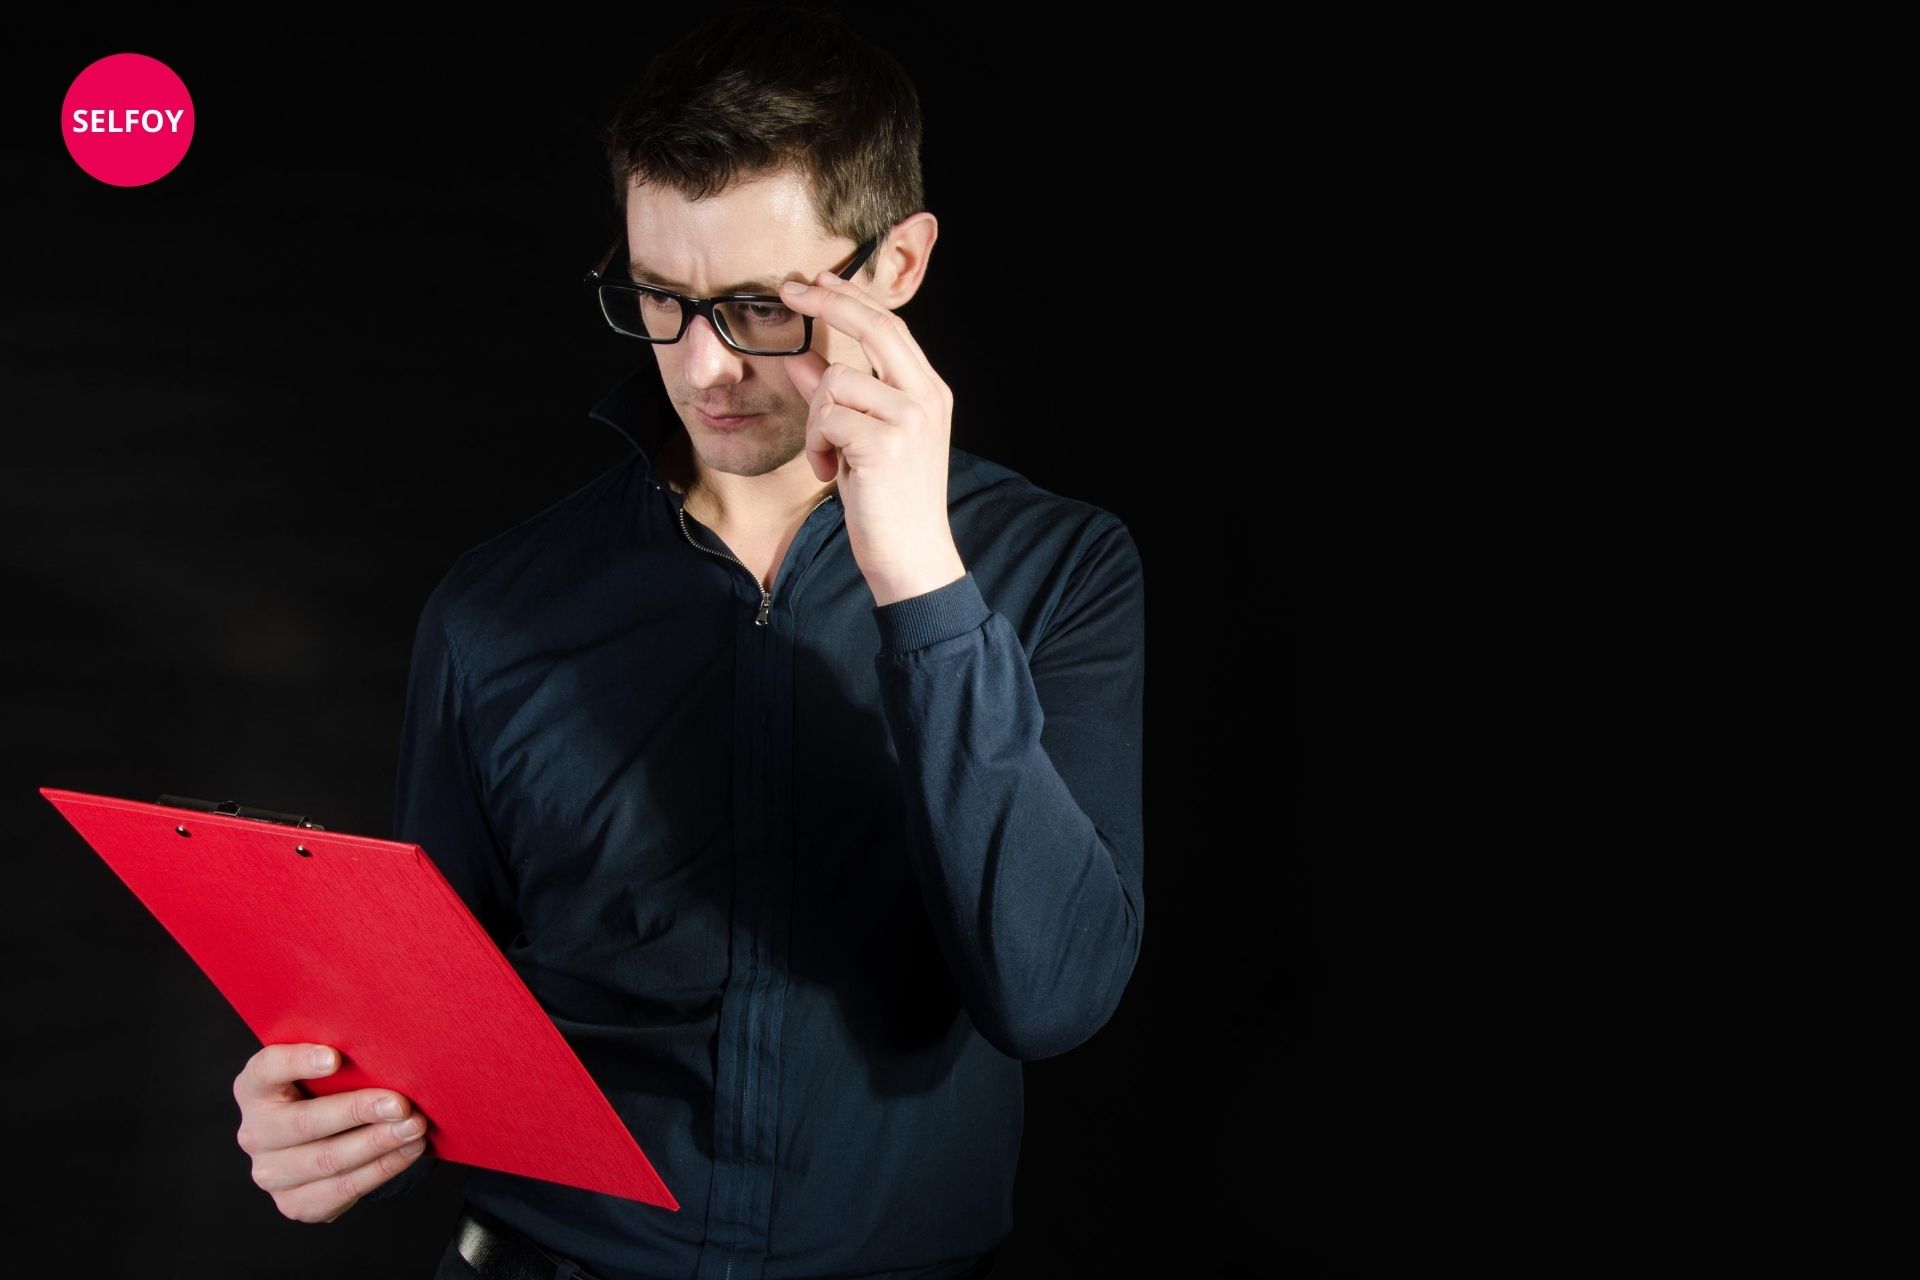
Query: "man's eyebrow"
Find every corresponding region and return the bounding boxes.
[625,259,810,295]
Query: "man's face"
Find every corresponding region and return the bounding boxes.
[623,168,865,489]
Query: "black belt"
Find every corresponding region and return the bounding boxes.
[455,1203,608,1280]
[453,1204,996,1280]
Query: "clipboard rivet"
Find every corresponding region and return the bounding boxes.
[175,825,190,837]
[295,845,312,857]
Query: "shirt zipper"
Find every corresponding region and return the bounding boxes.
[668,481,834,1279]
[673,488,837,626]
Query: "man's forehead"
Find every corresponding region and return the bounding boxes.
[623,226,825,292]
[623,212,839,294]
[622,249,813,297]
[625,168,821,243]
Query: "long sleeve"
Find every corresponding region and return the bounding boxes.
[870,518,1146,1061]
[359,576,523,1204]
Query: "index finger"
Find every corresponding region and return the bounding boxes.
[249,1085,418,1156]
[783,275,938,395]
[236,1043,341,1103]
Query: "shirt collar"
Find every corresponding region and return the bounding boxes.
[587,365,679,487]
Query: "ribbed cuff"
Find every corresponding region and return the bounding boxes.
[872,571,991,654]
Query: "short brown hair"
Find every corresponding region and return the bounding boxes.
[600,3,924,282]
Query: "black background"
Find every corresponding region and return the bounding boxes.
[1,9,1379,1277]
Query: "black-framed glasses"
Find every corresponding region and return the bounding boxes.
[581,230,883,356]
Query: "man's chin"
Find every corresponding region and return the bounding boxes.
[684,424,807,477]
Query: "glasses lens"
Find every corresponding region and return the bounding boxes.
[599,287,807,354]
[600,287,685,342]
[712,298,806,355]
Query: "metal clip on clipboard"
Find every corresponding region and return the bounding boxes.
[154,794,327,831]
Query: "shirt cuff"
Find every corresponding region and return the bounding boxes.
[872,571,991,654]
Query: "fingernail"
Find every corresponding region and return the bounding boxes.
[393,1118,424,1139]
[400,1139,426,1156]
[376,1097,403,1119]
[780,280,806,295]
[311,1048,335,1071]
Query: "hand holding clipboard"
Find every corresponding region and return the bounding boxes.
[40,786,678,1216]
[234,1040,433,1222]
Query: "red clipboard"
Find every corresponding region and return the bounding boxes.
[38,785,679,1211]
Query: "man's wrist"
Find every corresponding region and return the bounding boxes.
[869,546,968,609]
[871,567,987,654]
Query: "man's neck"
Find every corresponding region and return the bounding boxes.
[657,427,835,539]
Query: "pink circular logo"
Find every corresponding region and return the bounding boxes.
[62,53,195,187]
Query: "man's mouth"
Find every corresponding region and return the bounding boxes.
[695,406,759,429]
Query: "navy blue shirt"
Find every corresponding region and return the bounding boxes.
[362,366,1146,1280]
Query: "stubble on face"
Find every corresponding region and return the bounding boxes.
[658,370,812,482]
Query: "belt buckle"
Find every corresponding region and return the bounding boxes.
[457,1205,599,1280]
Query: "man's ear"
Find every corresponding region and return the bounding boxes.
[874,211,938,310]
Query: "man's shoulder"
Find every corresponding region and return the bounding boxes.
[950,444,1131,555]
[947,445,1141,650]
[422,450,642,631]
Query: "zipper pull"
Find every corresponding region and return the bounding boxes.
[755,589,771,627]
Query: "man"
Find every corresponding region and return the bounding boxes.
[231,7,1144,1278]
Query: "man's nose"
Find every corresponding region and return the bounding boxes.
[681,313,747,384]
